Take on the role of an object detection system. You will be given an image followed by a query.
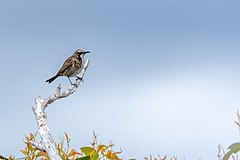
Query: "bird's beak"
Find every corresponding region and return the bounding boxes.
[84,51,91,54]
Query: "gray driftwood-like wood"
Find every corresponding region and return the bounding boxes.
[32,59,90,160]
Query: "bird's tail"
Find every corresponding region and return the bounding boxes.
[46,74,59,84]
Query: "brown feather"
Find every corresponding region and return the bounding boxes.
[46,74,59,83]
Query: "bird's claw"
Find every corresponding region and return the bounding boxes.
[76,76,84,83]
[72,83,78,87]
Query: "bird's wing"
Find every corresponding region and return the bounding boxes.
[57,57,73,75]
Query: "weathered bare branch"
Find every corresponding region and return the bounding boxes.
[32,59,90,159]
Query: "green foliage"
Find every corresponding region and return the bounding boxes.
[221,111,240,160]
[223,143,240,160]
[0,131,182,160]
[1,131,179,160]
[81,147,94,156]
[8,110,240,159]
[19,132,122,160]
[20,133,50,160]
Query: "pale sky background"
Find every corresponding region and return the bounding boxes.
[1,0,240,159]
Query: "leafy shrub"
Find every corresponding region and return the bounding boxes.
[20,132,121,160]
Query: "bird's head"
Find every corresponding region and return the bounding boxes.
[73,48,91,58]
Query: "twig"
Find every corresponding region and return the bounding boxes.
[29,141,46,151]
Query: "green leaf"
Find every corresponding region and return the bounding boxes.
[223,143,240,160]
[80,147,94,156]
[93,152,99,160]
[75,156,91,160]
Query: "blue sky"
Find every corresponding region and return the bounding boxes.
[1,0,240,159]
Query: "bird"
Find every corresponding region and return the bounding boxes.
[46,48,90,85]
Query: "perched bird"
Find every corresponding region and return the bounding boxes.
[46,48,90,84]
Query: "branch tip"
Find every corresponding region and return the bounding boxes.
[55,84,61,95]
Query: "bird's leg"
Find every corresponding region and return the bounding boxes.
[76,76,84,83]
[68,77,74,85]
